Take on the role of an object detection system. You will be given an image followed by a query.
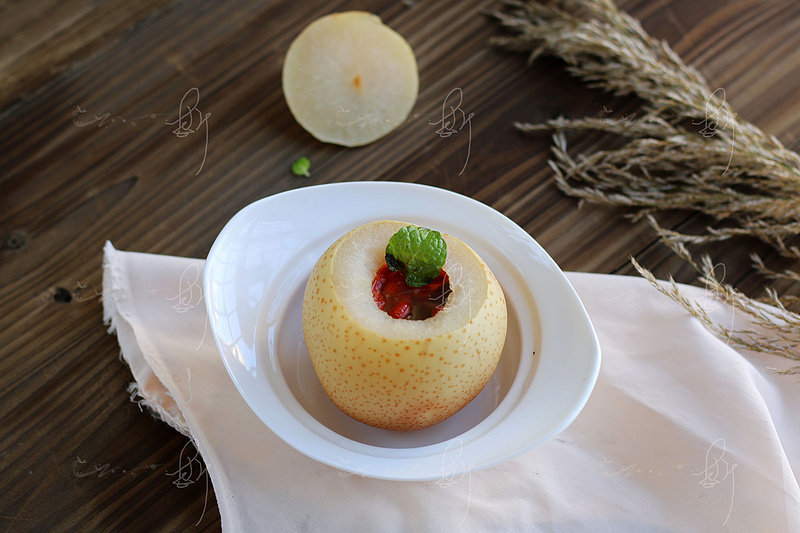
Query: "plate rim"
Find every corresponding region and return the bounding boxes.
[204,181,601,480]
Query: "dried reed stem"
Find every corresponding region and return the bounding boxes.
[491,0,800,372]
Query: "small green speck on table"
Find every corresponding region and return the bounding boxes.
[291,157,311,177]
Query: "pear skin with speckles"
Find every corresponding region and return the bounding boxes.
[302,221,507,431]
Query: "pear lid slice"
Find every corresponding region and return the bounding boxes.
[282,11,419,147]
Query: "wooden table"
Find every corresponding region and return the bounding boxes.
[3,0,799,530]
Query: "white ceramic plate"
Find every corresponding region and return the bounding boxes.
[204,181,600,481]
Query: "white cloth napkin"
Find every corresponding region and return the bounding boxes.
[102,242,800,532]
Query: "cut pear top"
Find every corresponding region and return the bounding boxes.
[282,11,419,147]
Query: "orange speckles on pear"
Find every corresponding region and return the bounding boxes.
[301,220,507,431]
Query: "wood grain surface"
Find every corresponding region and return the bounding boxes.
[2,0,800,530]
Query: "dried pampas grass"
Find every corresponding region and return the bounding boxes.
[491,0,800,372]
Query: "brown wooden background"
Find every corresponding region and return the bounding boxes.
[3,0,800,530]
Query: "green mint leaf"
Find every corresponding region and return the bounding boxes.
[385,225,447,287]
[291,157,311,177]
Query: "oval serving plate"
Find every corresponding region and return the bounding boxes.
[204,181,600,481]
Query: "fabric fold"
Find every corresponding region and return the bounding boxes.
[102,243,800,532]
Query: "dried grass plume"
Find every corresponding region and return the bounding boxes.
[491,0,800,372]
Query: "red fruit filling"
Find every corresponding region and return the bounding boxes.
[372,263,451,320]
